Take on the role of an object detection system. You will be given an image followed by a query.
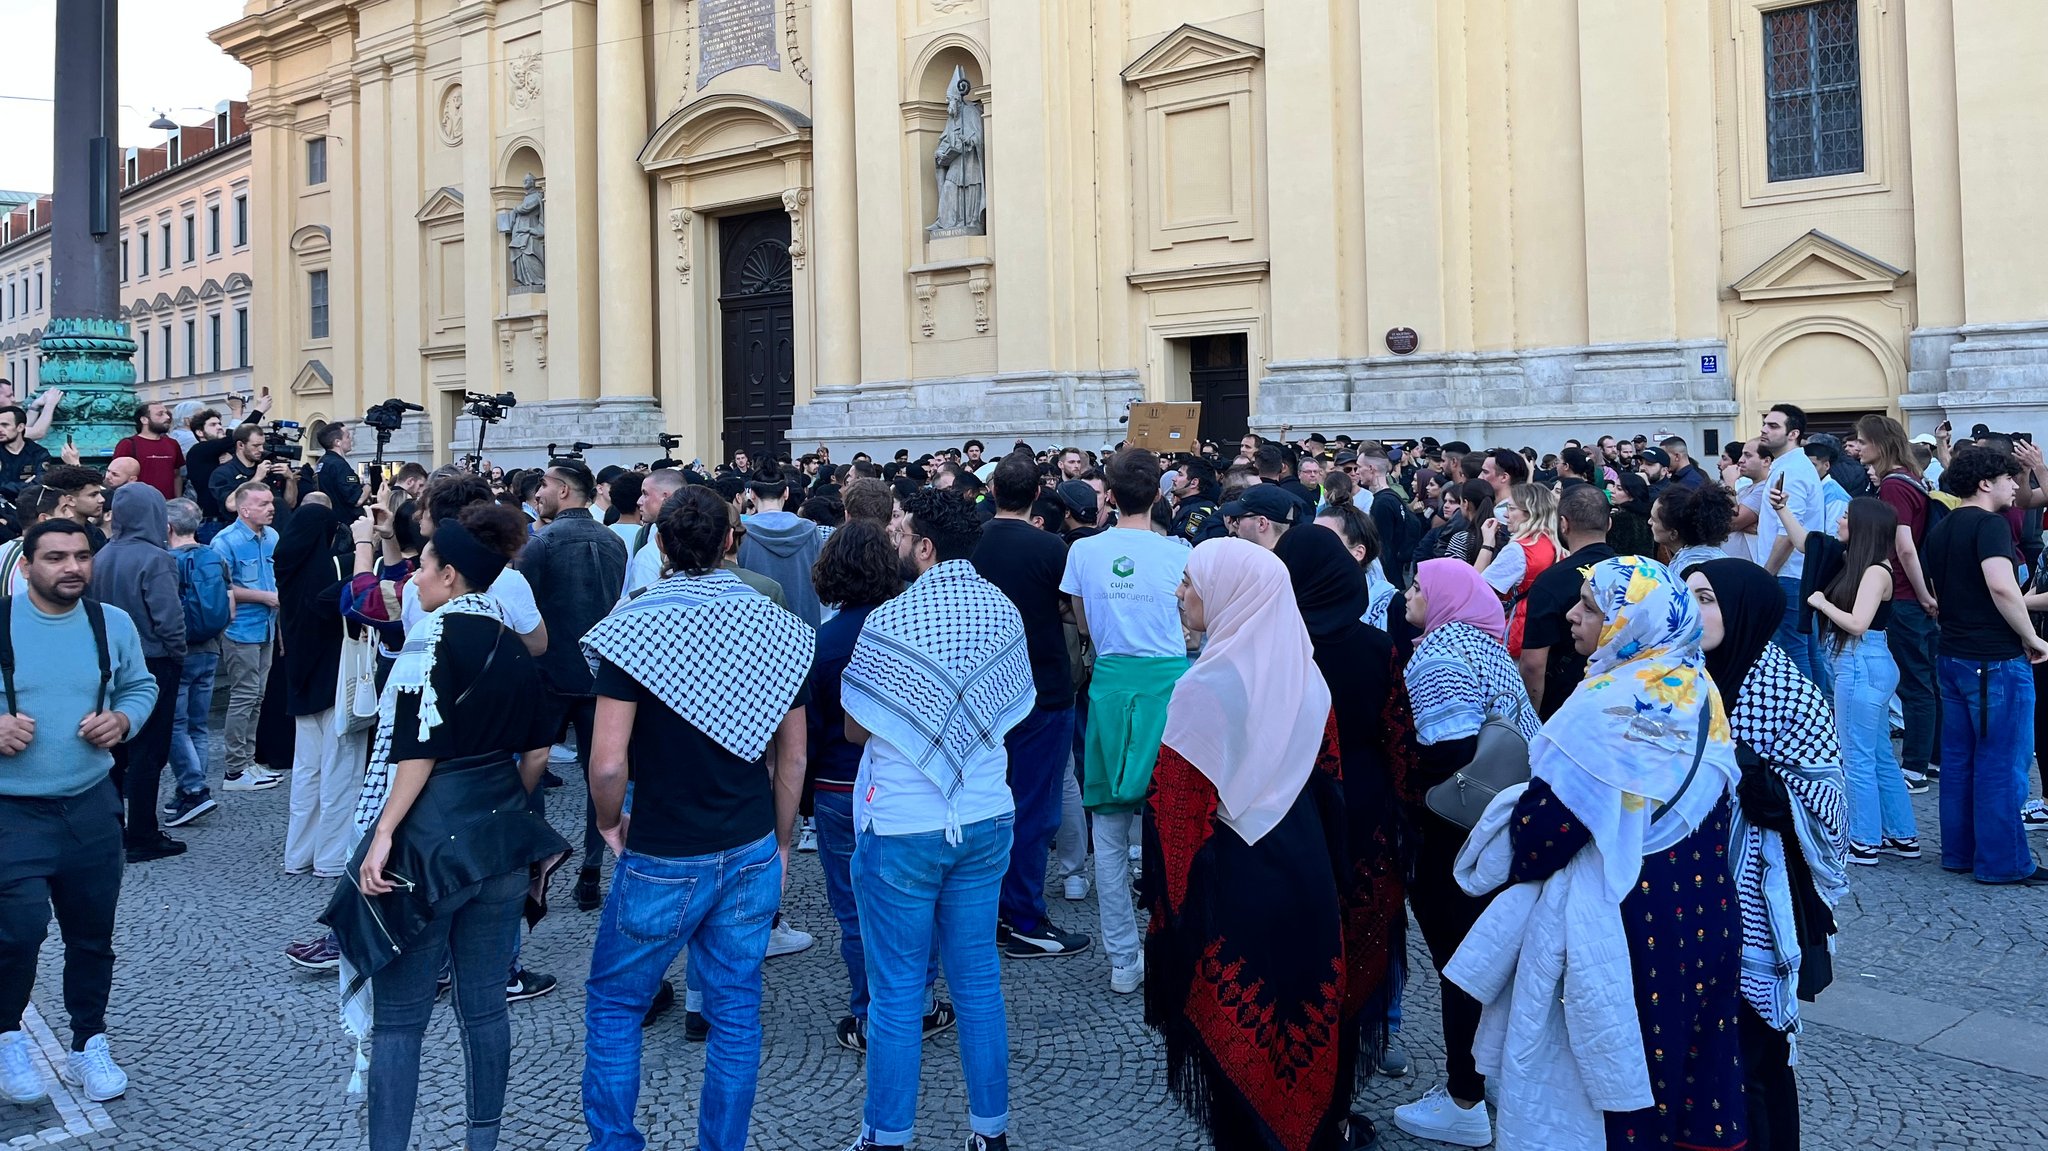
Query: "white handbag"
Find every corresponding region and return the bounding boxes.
[335,625,378,735]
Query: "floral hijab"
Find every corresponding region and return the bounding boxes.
[1529,556,1739,902]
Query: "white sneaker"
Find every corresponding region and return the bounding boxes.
[249,764,284,782]
[222,771,280,792]
[797,818,818,853]
[1127,842,1142,863]
[1110,961,1143,994]
[58,1034,127,1102]
[1062,873,1089,901]
[2023,799,2048,830]
[548,742,578,764]
[1393,1084,1492,1148]
[766,921,815,958]
[0,1030,47,1105]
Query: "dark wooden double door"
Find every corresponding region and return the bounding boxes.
[719,210,795,464]
[1190,333,1250,448]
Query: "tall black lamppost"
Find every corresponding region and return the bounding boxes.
[40,0,136,458]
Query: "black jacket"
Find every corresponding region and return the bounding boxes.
[318,450,364,523]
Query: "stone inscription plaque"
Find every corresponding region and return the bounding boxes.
[698,0,781,90]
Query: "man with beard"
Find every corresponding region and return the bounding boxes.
[0,407,50,504]
[112,403,184,502]
[0,520,161,1107]
[208,425,299,521]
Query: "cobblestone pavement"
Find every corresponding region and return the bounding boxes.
[6,748,2046,1150]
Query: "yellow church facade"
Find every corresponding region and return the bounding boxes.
[216,0,2048,467]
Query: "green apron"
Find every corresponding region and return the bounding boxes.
[1081,653,1190,813]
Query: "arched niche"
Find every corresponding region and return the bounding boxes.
[498,140,545,189]
[905,39,991,245]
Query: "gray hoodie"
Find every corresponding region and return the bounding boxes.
[90,484,187,660]
[737,510,823,627]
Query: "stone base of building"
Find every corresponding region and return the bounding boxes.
[1258,339,1739,450]
[447,395,668,472]
[1904,322,2048,437]
[790,369,1142,459]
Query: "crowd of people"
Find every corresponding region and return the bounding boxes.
[3,379,2047,1151]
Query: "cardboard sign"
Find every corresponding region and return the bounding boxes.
[1124,402,1202,453]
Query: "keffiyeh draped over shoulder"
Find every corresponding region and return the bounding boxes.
[841,559,1034,843]
[581,568,816,760]
[1530,556,1737,903]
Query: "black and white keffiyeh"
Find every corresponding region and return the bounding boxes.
[841,559,1034,842]
[1727,643,1849,1058]
[580,568,815,760]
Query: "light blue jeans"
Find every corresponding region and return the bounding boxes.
[1831,633,1916,845]
[168,651,219,796]
[1775,576,1820,685]
[582,830,782,1151]
[853,813,1013,1146]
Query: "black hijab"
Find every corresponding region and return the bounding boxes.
[1694,558,1784,701]
[1273,524,1367,639]
[276,500,350,717]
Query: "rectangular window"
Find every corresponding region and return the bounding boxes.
[159,326,171,380]
[234,195,248,247]
[158,223,171,270]
[139,334,150,381]
[308,269,330,339]
[1764,0,1864,182]
[33,273,41,312]
[183,214,196,263]
[208,205,221,255]
[184,319,197,376]
[138,231,149,278]
[235,307,249,367]
[306,137,328,186]
[209,314,222,373]
[121,240,129,283]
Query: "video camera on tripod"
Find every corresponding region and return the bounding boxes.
[362,398,427,495]
[262,420,304,464]
[548,441,595,463]
[460,391,520,472]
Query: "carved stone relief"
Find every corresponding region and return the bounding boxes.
[509,49,542,109]
[915,283,937,338]
[438,84,464,146]
[671,207,693,284]
[968,271,990,333]
[782,188,808,271]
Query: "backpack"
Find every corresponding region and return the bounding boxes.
[0,595,111,714]
[175,545,234,645]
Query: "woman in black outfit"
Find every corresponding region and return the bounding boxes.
[324,503,569,1151]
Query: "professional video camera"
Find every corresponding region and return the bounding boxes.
[363,397,424,434]
[658,432,682,462]
[464,391,518,423]
[262,420,304,464]
[548,441,595,463]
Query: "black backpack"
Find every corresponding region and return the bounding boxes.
[0,595,112,715]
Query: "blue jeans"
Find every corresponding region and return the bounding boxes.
[168,650,219,796]
[1937,657,2039,883]
[369,868,527,1151]
[1832,634,1916,845]
[1774,576,1820,684]
[853,813,1013,1145]
[582,831,782,1151]
[1000,704,1076,932]
[1887,600,1942,773]
[814,787,938,1021]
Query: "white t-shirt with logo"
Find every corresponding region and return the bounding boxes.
[1059,527,1191,658]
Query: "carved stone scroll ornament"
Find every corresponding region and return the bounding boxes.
[915,283,936,338]
[671,207,693,284]
[782,188,809,271]
[968,271,990,333]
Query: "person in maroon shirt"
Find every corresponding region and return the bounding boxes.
[113,402,186,502]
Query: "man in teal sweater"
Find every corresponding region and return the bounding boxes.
[0,520,160,1108]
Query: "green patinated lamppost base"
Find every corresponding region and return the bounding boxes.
[38,317,138,461]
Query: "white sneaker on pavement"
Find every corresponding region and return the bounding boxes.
[1062,873,1089,901]
[549,742,578,764]
[1110,960,1143,994]
[766,921,815,958]
[2022,798,2048,830]
[1393,1084,1492,1148]
[0,1030,47,1104]
[58,1034,127,1102]
[249,764,284,783]
[222,771,280,792]
[797,817,818,853]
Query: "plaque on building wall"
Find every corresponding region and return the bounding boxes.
[698,0,781,90]
[1385,327,1420,356]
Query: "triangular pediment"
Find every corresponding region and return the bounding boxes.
[416,186,465,223]
[1123,24,1262,87]
[291,358,333,397]
[1732,230,1906,302]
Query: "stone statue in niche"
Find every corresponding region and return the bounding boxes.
[927,66,985,239]
[501,174,546,291]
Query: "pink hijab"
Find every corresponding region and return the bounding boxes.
[1414,557,1506,640]
[1160,538,1333,846]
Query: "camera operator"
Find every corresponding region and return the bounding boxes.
[187,390,272,526]
[314,421,364,522]
[209,425,299,520]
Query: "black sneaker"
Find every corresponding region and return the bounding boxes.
[541,770,566,788]
[1901,771,1931,796]
[964,1134,1010,1151]
[1880,836,1922,859]
[1343,1111,1379,1150]
[843,1139,904,1151]
[683,1010,709,1041]
[575,867,603,911]
[836,1015,867,1051]
[506,970,558,1002]
[642,980,675,1028]
[923,1001,957,1040]
[1003,921,1092,958]
[995,919,1015,948]
[125,832,187,863]
[1849,842,1881,866]
[162,790,218,828]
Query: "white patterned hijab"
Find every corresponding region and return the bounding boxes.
[841,559,1034,841]
[580,568,815,760]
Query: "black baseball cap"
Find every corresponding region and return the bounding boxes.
[1054,480,1099,524]
[1218,485,1301,525]
[1637,446,1672,468]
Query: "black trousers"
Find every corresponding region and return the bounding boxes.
[546,695,603,864]
[1407,802,1493,1103]
[1741,1007,1800,1150]
[111,656,183,844]
[0,781,125,1048]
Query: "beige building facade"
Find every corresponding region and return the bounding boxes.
[218,0,2048,468]
[0,103,257,410]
